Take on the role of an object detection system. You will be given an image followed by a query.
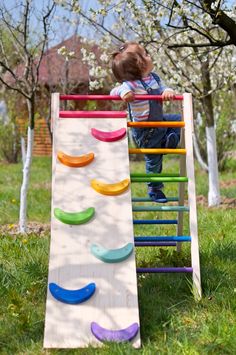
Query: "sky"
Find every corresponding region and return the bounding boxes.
[1,0,236,48]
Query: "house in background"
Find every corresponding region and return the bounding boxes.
[11,35,114,156]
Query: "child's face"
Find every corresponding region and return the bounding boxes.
[125,44,154,76]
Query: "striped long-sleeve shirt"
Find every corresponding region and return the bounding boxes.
[110,73,172,121]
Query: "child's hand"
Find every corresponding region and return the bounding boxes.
[162,89,175,101]
[122,91,135,102]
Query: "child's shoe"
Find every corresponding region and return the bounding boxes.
[148,187,167,203]
[165,132,179,149]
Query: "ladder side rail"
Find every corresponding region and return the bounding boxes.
[183,93,202,299]
[44,93,60,343]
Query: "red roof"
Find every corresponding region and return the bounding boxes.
[5,35,103,87]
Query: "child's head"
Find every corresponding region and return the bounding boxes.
[111,42,153,82]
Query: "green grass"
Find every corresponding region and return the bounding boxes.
[0,157,51,224]
[0,156,236,354]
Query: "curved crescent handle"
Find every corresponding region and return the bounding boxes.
[54,207,95,225]
[57,151,94,167]
[91,178,130,196]
[91,127,126,142]
[91,322,139,342]
[49,282,96,304]
[91,243,133,263]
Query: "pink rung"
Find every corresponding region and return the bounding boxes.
[60,94,183,101]
[59,111,127,118]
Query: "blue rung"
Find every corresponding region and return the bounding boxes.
[132,197,179,202]
[133,219,178,224]
[134,236,191,242]
[133,206,189,212]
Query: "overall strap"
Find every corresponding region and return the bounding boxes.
[127,103,133,121]
[139,72,161,92]
[139,78,152,93]
[150,72,161,86]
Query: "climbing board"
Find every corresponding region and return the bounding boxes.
[44,94,140,348]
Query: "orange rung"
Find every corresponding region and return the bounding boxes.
[129,148,186,155]
[127,121,185,128]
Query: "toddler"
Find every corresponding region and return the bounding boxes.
[110,41,181,203]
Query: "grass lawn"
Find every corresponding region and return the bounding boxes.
[0,156,236,354]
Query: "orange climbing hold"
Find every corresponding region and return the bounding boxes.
[57,151,94,167]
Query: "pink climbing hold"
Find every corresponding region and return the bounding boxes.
[91,127,126,142]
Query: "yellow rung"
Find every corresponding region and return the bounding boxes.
[129,148,186,155]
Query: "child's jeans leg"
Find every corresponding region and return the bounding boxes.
[144,153,164,189]
[163,114,181,142]
[132,127,166,190]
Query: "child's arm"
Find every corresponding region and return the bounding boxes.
[110,83,135,102]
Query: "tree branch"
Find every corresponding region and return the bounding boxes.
[168,39,232,48]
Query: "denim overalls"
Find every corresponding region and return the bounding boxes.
[129,72,181,189]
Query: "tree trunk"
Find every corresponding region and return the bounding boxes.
[206,126,221,206]
[193,131,208,172]
[21,136,26,164]
[19,126,34,233]
[19,97,35,233]
[201,58,221,206]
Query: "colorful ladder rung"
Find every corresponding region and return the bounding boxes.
[132,206,189,212]
[129,148,186,155]
[59,94,184,101]
[135,242,177,247]
[131,172,180,177]
[132,197,178,202]
[128,121,185,128]
[131,177,188,183]
[137,267,193,273]
[133,219,178,224]
[134,236,191,242]
[59,111,127,118]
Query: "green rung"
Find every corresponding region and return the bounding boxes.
[132,205,189,212]
[131,177,188,183]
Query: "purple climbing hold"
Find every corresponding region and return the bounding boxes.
[91,322,139,342]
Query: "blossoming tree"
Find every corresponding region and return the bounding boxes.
[57,0,236,206]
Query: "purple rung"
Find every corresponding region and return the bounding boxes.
[133,219,178,225]
[137,267,193,273]
[135,242,176,247]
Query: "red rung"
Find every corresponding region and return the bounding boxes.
[60,94,183,101]
[59,111,127,118]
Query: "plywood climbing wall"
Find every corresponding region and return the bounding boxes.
[43,109,140,348]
